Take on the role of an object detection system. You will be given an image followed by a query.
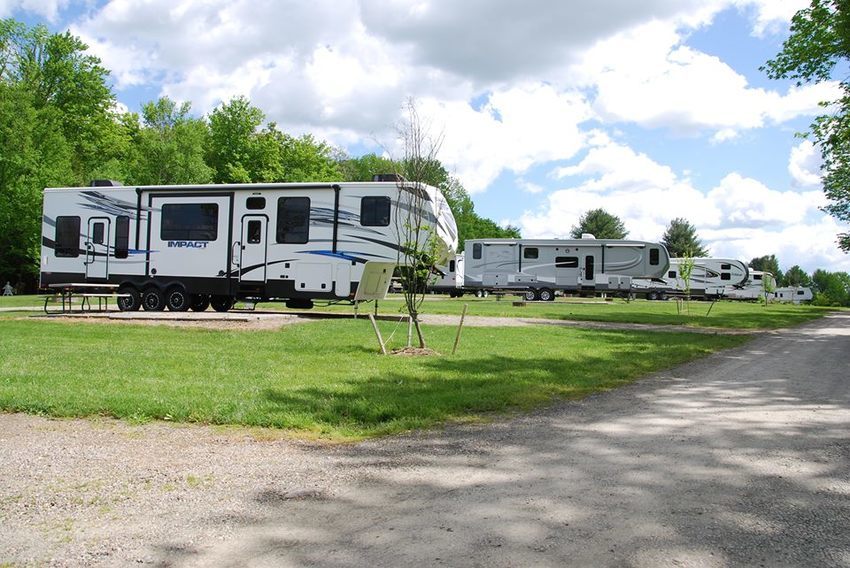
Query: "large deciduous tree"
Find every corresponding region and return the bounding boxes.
[764,0,850,251]
[661,217,708,257]
[128,97,213,185]
[570,208,628,239]
[0,19,118,289]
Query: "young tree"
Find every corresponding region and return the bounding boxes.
[763,0,850,251]
[570,208,628,239]
[661,217,708,257]
[393,100,444,349]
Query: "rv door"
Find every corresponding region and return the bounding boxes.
[239,215,268,282]
[85,217,110,280]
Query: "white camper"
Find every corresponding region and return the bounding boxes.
[462,237,670,301]
[632,258,749,300]
[430,253,465,297]
[724,270,777,301]
[773,286,813,303]
[40,180,457,311]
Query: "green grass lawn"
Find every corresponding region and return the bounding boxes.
[0,318,749,439]
[264,295,833,330]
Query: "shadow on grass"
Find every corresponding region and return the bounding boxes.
[258,330,742,437]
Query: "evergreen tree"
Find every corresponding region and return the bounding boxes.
[784,265,813,287]
[661,217,708,257]
[570,208,628,239]
[749,254,784,286]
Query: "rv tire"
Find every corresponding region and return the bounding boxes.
[165,286,190,312]
[142,287,165,311]
[538,288,554,302]
[211,295,235,312]
[523,289,536,301]
[116,286,140,312]
[189,294,210,312]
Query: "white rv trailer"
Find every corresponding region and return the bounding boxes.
[723,270,777,301]
[631,258,749,300]
[430,253,466,297]
[40,180,458,311]
[773,286,813,303]
[462,237,670,301]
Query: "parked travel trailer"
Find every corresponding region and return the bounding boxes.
[723,270,777,301]
[632,258,749,300]
[430,253,465,297]
[773,286,813,303]
[462,237,670,300]
[40,180,458,311]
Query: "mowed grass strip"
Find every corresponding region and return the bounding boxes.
[260,295,832,330]
[0,318,748,439]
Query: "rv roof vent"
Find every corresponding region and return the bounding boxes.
[581,233,596,239]
[373,174,405,182]
[89,179,123,187]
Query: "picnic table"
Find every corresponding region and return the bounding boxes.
[44,283,127,314]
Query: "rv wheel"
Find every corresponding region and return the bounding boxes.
[141,287,165,311]
[523,289,536,301]
[165,286,190,312]
[116,286,140,311]
[210,295,235,312]
[538,288,554,302]
[189,294,210,312]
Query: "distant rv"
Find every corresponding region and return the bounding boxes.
[40,179,457,311]
[724,270,777,301]
[460,237,670,301]
[773,286,813,303]
[632,257,749,300]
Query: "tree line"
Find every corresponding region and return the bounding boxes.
[572,209,850,306]
[0,20,518,290]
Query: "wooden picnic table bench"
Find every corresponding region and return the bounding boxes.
[43,283,128,314]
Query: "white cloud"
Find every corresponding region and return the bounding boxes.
[517,138,840,272]
[739,0,810,37]
[572,19,841,138]
[0,0,68,21]
[417,84,592,192]
[788,140,822,188]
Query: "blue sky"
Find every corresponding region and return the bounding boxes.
[3,0,847,273]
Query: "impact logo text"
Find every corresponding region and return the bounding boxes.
[168,241,209,249]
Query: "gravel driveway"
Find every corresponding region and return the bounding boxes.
[1,313,848,567]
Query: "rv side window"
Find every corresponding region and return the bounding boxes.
[92,222,105,244]
[555,256,579,268]
[523,247,539,259]
[277,197,310,244]
[650,248,660,265]
[472,243,482,259]
[721,273,731,281]
[361,196,391,226]
[247,220,262,244]
[114,216,129,259]
[797,290,805,295]
[161,203,219,241]
[55,216,81,257]
[246,197,266,210]
[668,270,676,278]
[754,274,762,280]
[721,263,731,270]
[449,260,455,272]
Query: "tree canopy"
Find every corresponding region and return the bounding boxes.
[764,0,850,251]
[570,208,628,239]
[661,217,708,257]
[749,254,785,286]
